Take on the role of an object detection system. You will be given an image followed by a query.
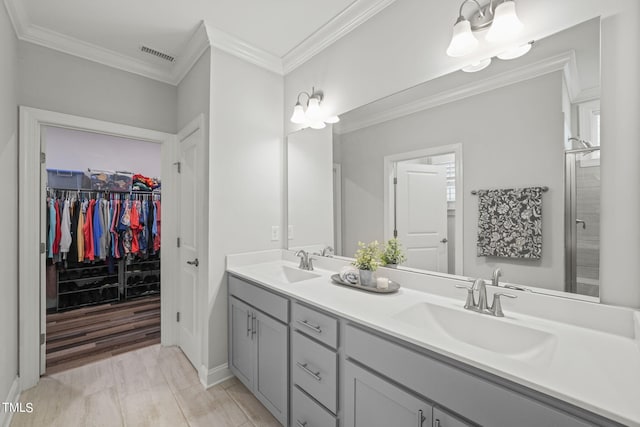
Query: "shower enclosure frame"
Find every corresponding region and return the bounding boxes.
[564,146,601,295]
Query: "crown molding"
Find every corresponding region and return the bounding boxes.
[173,21,212,84]
[282,0,397,74]
[335,51,578,134]
[26,24,177,84]
[4,0,397,81]
[207,25,283,75]
[3,0,28,36]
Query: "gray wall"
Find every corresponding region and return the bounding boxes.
[0,0,19,407]
[18,41,177,134]
[337,73,564,290]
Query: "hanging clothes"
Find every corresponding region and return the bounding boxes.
[48,198,55,258]
[60,199,72,258]
[47,188,162,265]
[154,200,161,252]
[53,199,62,256]
[68,198,80,263]
[84,199,95,261]
[77,200,85,262]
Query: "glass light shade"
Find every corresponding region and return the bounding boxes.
[486,1,523,43]
[446,19,478,57]
[462,58,492,73]
[309,121,326,130]
[305,97,322,121]
[290,103,306,124]
[325,115,340,124]
[497,43,532,60]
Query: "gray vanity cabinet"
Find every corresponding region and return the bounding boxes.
[344,360,433,427]
[228,276,289,426]
[229,296,255,388]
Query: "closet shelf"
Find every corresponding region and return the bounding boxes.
[58,283,119,296]
[126,281,160,289]
[58,274,119,284]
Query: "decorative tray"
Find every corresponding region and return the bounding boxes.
[330,274,400,294]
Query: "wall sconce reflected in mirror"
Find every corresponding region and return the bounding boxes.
[290,87,340,129]
[446,0,530,66]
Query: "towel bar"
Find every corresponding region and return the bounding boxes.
[471,186,549,195]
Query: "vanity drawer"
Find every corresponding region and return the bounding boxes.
[292,331,338,414]
[292,386,338,427]
[292,301,338,349]
[228,274,289,323]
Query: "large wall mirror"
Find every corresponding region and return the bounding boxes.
[287,18,601,299]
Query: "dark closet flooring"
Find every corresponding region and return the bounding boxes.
[46,296,161,374]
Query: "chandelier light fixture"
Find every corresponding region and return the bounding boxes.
[290,87,340,129]
[446,0,532,70]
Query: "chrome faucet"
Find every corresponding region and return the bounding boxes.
[295,250,314,271]
[456,278,517,317]
[492,267,502,287]
[320,246,334,257]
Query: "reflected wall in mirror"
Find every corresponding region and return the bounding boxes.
[287,127,334,251]
[287,18,601,298]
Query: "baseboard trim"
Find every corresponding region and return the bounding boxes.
[0,376,21,427]
[199,363,233,389]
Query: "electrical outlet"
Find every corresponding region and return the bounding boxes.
[271,226,280,241]
[288,225,294,240]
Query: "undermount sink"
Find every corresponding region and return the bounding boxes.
[259,264,320,284]
[393,302,557,360]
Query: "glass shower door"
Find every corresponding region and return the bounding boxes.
[565,148,601,297]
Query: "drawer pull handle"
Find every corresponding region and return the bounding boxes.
[296,420,307,427]
[246,311,251,337]
[296,362,322,382]
[297,319,322,334]
[418,409,425,427]
[251,313,257,338]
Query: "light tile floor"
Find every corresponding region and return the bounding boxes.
[11,344,281,427]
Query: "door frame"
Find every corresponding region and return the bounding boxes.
[18,106,179,390]
[383,143,463,275]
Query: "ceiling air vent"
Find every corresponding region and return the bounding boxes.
[140,46,175,63]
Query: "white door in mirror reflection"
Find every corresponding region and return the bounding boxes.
[395,163,448,272]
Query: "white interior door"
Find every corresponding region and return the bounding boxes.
[395,163,448,272]
[177,125,203,369]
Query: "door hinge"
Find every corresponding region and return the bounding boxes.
[40,333,45,345]
[40,242,46,254]
[173,161,181,174]
[40,152,46,164]
[176,312,180,322]
[177,237,181,248]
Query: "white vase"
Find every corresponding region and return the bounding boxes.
[358,269,376,287]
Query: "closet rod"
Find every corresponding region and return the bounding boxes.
[47,187,161,195]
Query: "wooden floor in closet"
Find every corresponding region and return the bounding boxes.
[46,295,161,374]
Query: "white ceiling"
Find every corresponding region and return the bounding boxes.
[5,0,396,83]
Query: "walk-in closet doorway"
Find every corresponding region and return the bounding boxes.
[43,126,163,373]
[18,107,184,390]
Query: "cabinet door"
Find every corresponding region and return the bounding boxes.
[433,408,473,427]
[229,297,254,389]
[254,310,288,426]
[344,361,432,427]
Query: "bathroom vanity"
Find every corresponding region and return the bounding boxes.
[227,251,640,427]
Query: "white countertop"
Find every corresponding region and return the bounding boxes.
[226,250,640,426]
